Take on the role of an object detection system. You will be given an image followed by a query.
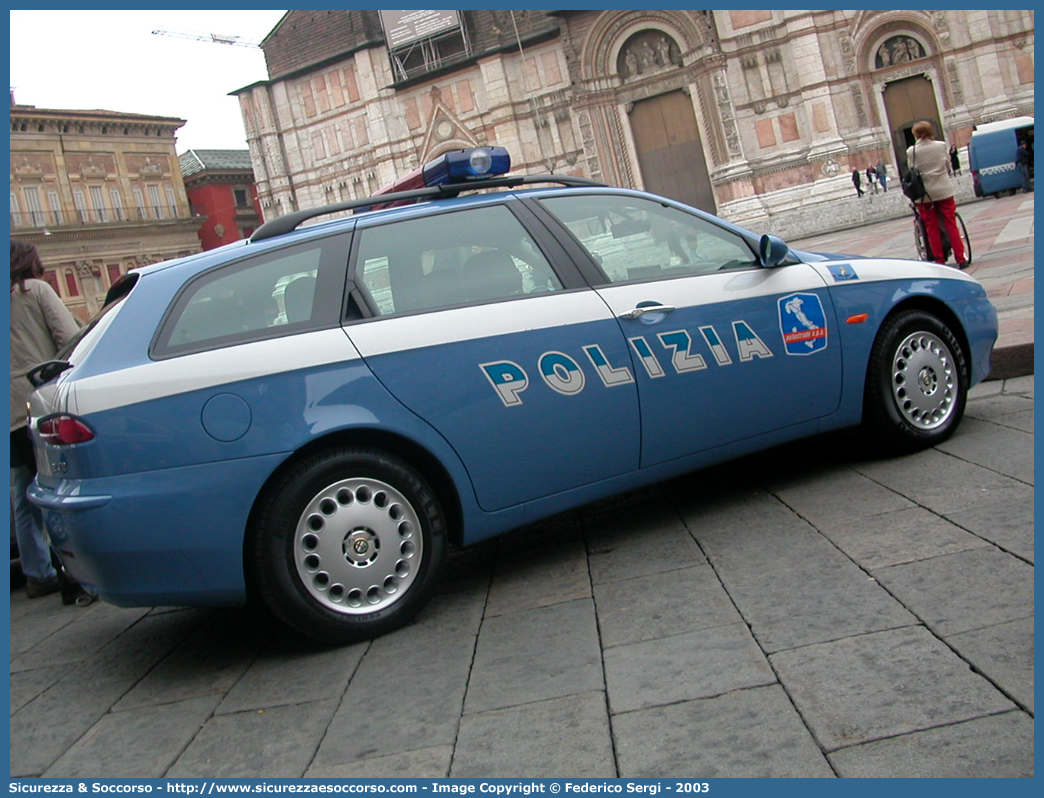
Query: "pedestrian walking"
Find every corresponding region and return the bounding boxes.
[866,166,879,193]
[907,121,968,268]
[949,145,961,175]
[876,161,888,192]
[851,168,863,197]
[1016,140,1033,192]
[10,240,81,598]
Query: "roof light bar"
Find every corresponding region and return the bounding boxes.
[360,147,512,213]
[423,147,510,186]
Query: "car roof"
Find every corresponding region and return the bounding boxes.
[134,179,763,288]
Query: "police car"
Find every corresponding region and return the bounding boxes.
[26,147,997,643]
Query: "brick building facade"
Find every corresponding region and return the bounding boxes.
[232,10,1034,229]
[179,150,264,251]
[9,104,201,321]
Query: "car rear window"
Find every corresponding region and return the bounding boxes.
[152,235,350,358]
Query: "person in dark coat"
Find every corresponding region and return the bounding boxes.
[876,161,888,192]
[851,168,863,197]
[1016,140,1033,192]
[949,144,961,175]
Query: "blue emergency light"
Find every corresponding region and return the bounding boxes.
[422,147,511,186]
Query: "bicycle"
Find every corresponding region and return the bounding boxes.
[911,201,972,267]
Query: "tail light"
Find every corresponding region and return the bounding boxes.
[38,415,95,445]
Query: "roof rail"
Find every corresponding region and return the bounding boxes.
[249,174,605,242]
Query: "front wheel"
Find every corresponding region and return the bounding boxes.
[863,310,968,454]
[249,447,446,644]
[954,213,972,265]
[913,215,932,261]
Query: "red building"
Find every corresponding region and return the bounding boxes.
[178,149,263,250]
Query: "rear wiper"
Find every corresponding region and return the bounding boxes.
[26,360,72,388]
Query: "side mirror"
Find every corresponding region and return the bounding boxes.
[759,234,791,268]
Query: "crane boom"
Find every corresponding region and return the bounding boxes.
[151,28,260,48]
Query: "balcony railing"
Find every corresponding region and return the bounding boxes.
[10,205,189,230]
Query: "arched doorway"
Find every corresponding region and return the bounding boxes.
[630,89,716,214]
[878,36,942,173]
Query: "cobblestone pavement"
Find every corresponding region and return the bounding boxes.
[9,375,1033,778]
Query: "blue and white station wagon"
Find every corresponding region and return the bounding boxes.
[26,148,997,643]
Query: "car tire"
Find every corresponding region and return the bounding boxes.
[250,447,446,644]
[863,310,968,454]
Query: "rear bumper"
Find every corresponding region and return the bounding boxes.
[27,453,286,608]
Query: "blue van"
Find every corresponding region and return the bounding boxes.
[968,116,1034,197]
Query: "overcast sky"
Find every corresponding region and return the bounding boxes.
[9,9,288,153]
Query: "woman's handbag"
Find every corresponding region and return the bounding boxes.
[902,145,928,201]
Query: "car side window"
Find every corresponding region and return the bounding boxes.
[354,205,563,316]
[540,195,758,283]
[154,240,346,357]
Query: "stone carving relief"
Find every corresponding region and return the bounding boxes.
[75,260,101,279]
[10,153,52,177]
[820,158,842,177]
[838,28,857,76]
[66,153,115,178]
[875,35,926,69]
[125,154,167,177]
[931,11,951,46]
[946,59,964,106]
[712,71,742,158]
[618,31,682,80]
[851,82,869,128]
[576,110,603,183]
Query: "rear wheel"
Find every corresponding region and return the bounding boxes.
[863,310,968,454]
[250,447,446,644]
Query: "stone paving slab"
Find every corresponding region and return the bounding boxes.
[8,379,1034,778]
[676,489,917,654]
[604,623,775,714]
[872,547,1034,637]
[486,537,592,617]
[592,563,742,648]
[586,504,707,585]
[312,591,483,768]
[43,695,222,778]
[452,692,615,778]
[850,448,1034,515]
[942,494,1035,563]
[10,668,135,777]
[216,639,366,715]
[168,699,340,779]
[612,685,835,778]
[936,417,1034,483]
[111,610,261,712]
[946,616,1034,713]
[769,626,1015,751]
[306,746,454,779]
[827,711,1034,778]
[817,504,993,569]
[464,598,603,714]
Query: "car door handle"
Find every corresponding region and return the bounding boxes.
[618,303,676,320]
